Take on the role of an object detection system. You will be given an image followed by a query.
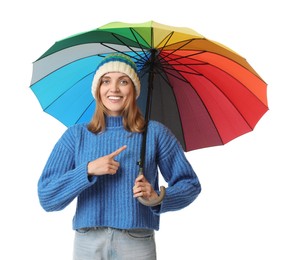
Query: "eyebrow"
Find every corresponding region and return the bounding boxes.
[102,75,130,81]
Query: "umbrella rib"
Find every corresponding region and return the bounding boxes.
[166,57,263,131]
[163,51,206,63]
[155,63,224,149]
[100,42,148,63]
[155,60,228,145]
[129,27,152,61]
[153,31,212,70]
[161,53,268,122]
[153,66,187,151]
[74,98,96,125]
[158,37,266,83]
[42,71,95,111]
[155,31,193,53]
[158,37,200,61]
[100,29,151,65]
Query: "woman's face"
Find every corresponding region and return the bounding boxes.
[99,72,134,116]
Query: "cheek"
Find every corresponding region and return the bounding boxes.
[99,85,106,95]
[123,90,133,103]
[98,89,107,103]
[123,85,134,97]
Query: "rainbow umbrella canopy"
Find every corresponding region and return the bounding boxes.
[30,21,268,152]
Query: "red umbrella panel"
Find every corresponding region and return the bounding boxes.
[137,50,267,151]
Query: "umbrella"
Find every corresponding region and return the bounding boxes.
[30,21,268,206]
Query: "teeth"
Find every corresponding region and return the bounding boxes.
[108,96,121,100]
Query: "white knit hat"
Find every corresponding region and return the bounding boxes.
[91,53,141,99]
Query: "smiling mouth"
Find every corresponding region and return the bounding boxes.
[108,96,122,100]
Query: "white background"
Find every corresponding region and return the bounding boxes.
[1,0,294,259]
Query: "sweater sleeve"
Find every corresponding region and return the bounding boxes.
[37,128,96,212]
[153,123,201,214]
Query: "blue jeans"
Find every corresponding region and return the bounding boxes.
[73,227,157,260]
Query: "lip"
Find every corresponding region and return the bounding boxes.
[107,96,123,103]
[108,96,122,100]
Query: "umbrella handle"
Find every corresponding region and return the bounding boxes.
[136,169,166,207]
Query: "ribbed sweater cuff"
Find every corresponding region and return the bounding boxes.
[76,162,97,186]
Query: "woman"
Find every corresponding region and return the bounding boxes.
[38,53,201,259]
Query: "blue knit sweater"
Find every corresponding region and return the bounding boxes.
[38,117,201,231]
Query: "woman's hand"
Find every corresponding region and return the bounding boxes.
[133,174,158,200]
[87,145,127,176]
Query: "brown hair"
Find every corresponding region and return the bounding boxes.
[87,80,146,134]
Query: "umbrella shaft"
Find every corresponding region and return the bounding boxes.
[144,49,156,121]
[140,49,156,168]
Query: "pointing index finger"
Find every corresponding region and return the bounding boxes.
[109,145,127,158]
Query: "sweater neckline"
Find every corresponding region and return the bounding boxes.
[105,116,123,128]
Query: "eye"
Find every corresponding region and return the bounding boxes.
[120,77,132,86]
[120,79,129,85]
[101,78,110,85]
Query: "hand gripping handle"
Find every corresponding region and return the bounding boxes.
[137,169,166,207]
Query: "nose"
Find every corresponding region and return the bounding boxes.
[109,82,119,92]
